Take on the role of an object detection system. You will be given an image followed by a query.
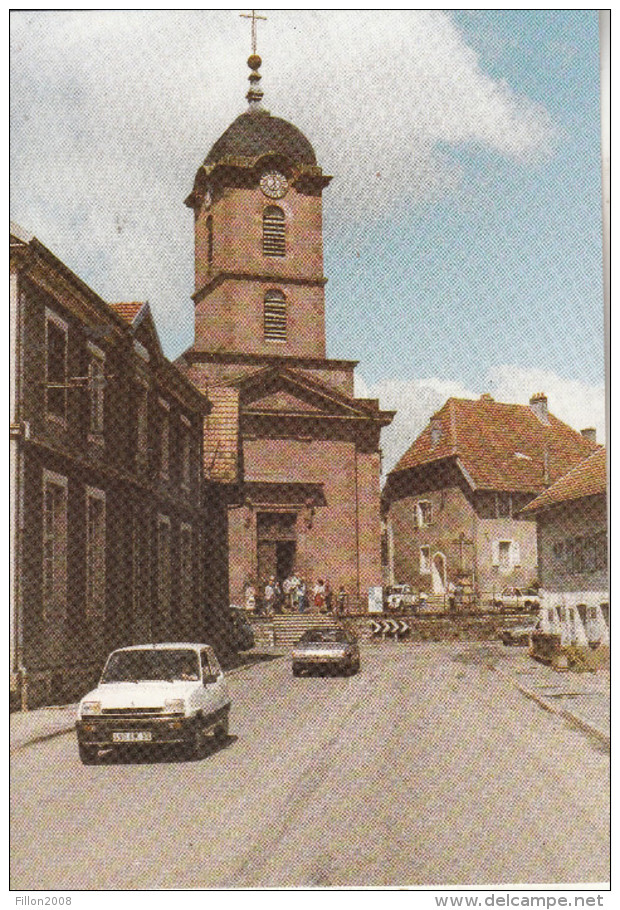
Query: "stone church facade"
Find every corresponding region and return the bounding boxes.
[177,54,393,608]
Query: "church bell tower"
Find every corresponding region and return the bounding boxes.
[179,12,394,609]
[184,40,332,361]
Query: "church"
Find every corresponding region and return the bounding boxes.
[177,42,394,609]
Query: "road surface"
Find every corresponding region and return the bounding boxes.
[10,643,609,888]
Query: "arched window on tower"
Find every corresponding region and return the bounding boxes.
[206,215,214,267]
[263,206,285,257]
[264,290,287,343]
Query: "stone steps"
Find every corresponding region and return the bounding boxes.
[249,612,340,649]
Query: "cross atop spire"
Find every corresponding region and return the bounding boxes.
[240,9,266,56]
[240,10,268,112]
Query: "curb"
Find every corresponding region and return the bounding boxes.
[491,663,610,747]
[10,716,77,754]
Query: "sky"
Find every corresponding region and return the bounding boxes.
[10,10,606,473]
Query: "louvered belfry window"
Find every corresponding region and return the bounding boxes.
[263,206,285,257]
[264,290,287,342]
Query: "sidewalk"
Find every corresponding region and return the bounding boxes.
[492,646,610,746]
[10,703,77,753]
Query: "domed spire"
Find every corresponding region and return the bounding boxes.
[240,10,267,113]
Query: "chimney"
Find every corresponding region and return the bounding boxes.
[581,427,597,444]
[529,392,549,425]
[479,393,494,402]
[430,416,442,448]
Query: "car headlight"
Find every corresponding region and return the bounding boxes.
[81,701,102,716]
[163,699,186,715]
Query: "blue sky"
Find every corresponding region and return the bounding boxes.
[10,10,605,469]
[326,10,603,388]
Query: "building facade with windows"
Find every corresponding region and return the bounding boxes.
[381,393,598,602]
[177,56,393,608]
[521,447,608,619]
[10,225,228,708]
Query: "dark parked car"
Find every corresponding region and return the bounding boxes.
[499,617,540,646]
[291,627,360,676]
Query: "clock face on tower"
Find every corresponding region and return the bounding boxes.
[260,170,289,199]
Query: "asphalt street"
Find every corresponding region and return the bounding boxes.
[10,643,609,889]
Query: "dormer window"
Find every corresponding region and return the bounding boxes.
[263,206,285,257]
[264,290,287,342]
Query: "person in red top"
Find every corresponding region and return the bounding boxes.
[313,579,326,612]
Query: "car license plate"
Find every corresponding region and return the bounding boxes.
[112,731,152,743]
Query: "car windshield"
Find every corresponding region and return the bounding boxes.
[300,629,348,643]
[101,649,200,683]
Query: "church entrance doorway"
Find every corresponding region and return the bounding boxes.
[276,540,296,580]
[256,512,297,586]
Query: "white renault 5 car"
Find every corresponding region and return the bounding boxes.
[76,643,231,764]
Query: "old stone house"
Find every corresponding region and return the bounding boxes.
[382,393,598,603]
[10,224,230,708]
[176,54,394,609]
[521,447,608,626]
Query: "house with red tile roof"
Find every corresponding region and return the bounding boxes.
[381,393,599,604]
[521,447,608,628]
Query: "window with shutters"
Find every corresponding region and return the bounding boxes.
[415,500,432,527]
[420,546,431,575]
[86,488,106,620]
[180,524,193,631]
[88,344,105,437]
[498,540,511,570]
[264,290,287,342]
[45,310,68,423]
[159,398,170,479]
[156,516,171,638]
[180,416,191,491]
[136,381,148,466]
[263,206,285,257]
[497,493,512,518]
[42,471,68,622]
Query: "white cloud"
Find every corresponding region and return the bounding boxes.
[10,11,556,355]
[487,364,607,442]
[359,366,606,477]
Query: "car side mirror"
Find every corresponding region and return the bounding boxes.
[203,672,218,685]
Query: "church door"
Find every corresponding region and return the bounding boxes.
[277,540,296,580]
[257,512,297,585]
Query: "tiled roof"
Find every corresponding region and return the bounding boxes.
[202,386,239,483]
[109,301,145,323]
[391,396,598,493]
[521,448,607,513]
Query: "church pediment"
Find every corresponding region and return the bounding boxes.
[247,388,324,415]
[236,366,374,420]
